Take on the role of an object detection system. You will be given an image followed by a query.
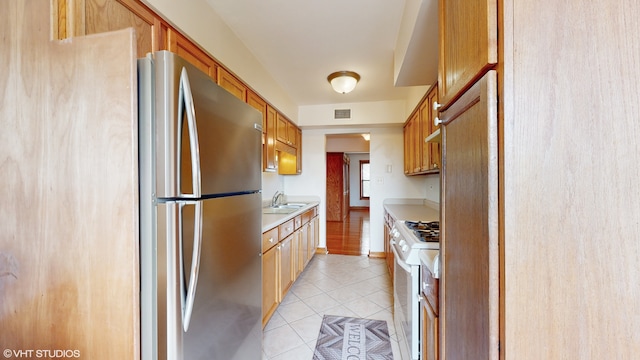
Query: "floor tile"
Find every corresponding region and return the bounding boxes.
[263,324,306,358]
[301,292,341,313]
[263,254,399,360]
[276,299,315,323]
[289,313,323,342]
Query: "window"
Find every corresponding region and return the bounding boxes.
[360,160,370,200]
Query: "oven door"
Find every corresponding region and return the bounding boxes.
[392,244,421,360]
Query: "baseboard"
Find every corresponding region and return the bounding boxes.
[315,247,328,255]
[368,251,386,259]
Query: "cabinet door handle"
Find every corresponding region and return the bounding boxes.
[434,117,443,126]
[269,237,274,243]
[433,101,442,111]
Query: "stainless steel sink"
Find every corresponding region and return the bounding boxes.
[262,207,299,214]
[262,202,308,214]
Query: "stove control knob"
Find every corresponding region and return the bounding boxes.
[399,239,406,247]
[402,244,409,252]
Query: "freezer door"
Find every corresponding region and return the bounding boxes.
[181,192,262,360]
[154,51,262,199]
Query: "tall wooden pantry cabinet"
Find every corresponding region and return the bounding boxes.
[438,0,640,359]
[1,1,139,359]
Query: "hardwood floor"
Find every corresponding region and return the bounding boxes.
[325,208,370,255]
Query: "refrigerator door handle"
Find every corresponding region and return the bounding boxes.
[178,67,202,198]
[178,67,203,332]
[181,200,203,332]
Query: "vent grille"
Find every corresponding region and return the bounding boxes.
[334,109,351,119]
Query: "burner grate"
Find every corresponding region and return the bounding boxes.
[404,221,439,242]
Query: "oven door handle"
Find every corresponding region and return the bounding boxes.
[391,244,412,273]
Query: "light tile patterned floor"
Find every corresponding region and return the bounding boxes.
[262,254,401,360]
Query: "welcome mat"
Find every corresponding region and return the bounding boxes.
[313,315,393,360]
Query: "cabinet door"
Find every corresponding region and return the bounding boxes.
[276,113,291,145]
[287,122,298,147]
[306,221,314,263]
[421,298,439,360]
[56,0,160,57]
[262,245,279,327]
[165,28,216,78]
[279,235,294,298]
[264,106,278,171]
[438,0,497,106]
[313,216,320,253]
[248,92,276,172]
[217,67,247,101]
[420,100,432,171]
[422,85,441,171]
[403,123,411,174]
[440,71,498,359]
[428,85,442,170]
[295,128,302,173]
[297,227,307,275]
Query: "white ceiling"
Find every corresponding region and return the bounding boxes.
[204,0,438,106]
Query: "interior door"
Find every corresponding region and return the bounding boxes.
[440,71,499,359]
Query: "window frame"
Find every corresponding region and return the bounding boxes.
[360,160,370,200]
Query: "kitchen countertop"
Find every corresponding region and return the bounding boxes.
[420,249,440,279]
[383,198,440,222]
[262,201,320,232]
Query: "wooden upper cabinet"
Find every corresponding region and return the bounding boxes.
[165,28,216,78]
[295,127,302,174]
[422,84,441,171]
[264,106,278,172]
[438,0,497,107]
[405,83,440,175]
[217,67,248,101]
[403,122,412,174]
[247,90,267,126]
[276,113,297,147]
[248,91,277,172]
[55,0,160,57]
[420,101,432,171]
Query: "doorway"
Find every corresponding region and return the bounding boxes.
[325,134,370,255]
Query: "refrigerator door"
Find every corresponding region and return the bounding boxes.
[153,51,262,199]
[180,192,262,360]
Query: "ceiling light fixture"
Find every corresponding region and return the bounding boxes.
[327,71,361,94]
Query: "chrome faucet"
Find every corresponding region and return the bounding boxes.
[271,190,284,207]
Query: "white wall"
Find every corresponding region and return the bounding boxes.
[141,0,298,120]
[284,127,427,253]
[347,153,371,208]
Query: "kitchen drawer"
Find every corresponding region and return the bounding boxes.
[262,227,279,253]
[279,219,295,240]
[301,209,312,224]
[422,265,439,316]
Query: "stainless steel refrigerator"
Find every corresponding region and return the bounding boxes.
[138,51,263,360]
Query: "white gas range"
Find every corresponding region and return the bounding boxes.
[391,220,440,360]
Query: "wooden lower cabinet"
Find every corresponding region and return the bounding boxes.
[421,297,439,360]
[279,234,294,298]
[313,216,320,251]
[262,244,279,327]
[262,206,319,327]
